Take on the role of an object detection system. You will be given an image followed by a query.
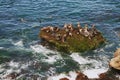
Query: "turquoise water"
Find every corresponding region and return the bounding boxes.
[0,0,120,79]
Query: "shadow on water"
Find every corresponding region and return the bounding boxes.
[0,49,33,64]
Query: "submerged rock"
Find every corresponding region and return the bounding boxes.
[39,23,105,53]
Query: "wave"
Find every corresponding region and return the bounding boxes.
[0,60,32,79]
[30,44,62,64]
[0,47,4,50]
[47,71,77,80]
[0,39,114,79]
[12,40,24,47]
[47,69,108,80]
[83,69,108,78]
[70,53,98,65]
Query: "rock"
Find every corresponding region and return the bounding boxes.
[114,48,120,57]
[60,78,69,80]
[39,23,105,53]
[5,72,19,79]
[110,55,120,70]
[76,72,89,80]
[110,48,120,70]
[98,73,113,80]
[97,71,119,80]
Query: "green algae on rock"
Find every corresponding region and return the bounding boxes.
[39,23,105,53]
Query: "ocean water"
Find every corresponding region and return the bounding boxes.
[0,0,120,79]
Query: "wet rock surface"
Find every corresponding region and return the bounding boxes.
[76,72,89,80]
[60,78,69,80]
[58,71,119,80]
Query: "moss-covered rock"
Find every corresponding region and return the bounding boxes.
[39,24,105,53]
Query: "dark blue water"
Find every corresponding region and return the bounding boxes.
[0,0,120,79]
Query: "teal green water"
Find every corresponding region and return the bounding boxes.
[0,0,120,79]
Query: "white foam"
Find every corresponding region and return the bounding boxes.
[47,71,77,80]
[9,61,19,68]
[21,62,30,69]
[30,44,62,63]
[47,74,69,80]
[70,53,98,65]
[83,69,108,78]
[0,61,32,79]
[0,68,4,73]
[13,40,24,47]
[0,47,4,49]
[2,69,14,78]
[6,69,14,74]
[105,43,115,48]
[68,71,78,80]
[43,55,61,63]
[30,44,54,53]
[94,48,105,53]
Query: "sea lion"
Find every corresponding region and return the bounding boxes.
[55,34,61,41]
[41,27,50,33]
[20,18,26,22]
[83,24,90,37]
[77,22,83,34]
[91,24,98,34]
[68,32,72,37]
[64,23,67,28]
[79,28,83,33]
[88,27,94,38]
[77,22,81,28]
[54,27,60,32]
[61,34,67,42]
[63,24,69,32]
[49,26,54,32]
[66,23,73,32]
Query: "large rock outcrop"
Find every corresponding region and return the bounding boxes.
[39,23,105,53]
[110,48,120,70]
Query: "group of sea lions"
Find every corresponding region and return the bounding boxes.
[41,22,99,42]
